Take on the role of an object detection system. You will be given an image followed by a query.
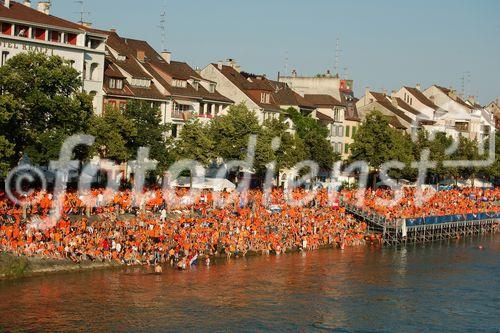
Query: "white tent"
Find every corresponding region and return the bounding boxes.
[170,177,236,191]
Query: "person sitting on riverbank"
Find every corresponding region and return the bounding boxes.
[0,188,368,268]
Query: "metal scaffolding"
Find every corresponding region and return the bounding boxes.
[343,202,499,247]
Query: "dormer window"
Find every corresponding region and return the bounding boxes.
[209,83,216,93]
[260,93,271,104]
[131,78,151,88]
[172,79,187,88]
[109,78,123,90]
[116,54,126,61]
[192,80,199,91]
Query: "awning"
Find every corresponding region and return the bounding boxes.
[174,100,194,106]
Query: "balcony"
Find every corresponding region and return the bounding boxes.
[197,113,214,119]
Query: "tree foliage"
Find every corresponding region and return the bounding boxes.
[285,107,338,169]
[89,107,137,163]
[123,100,172,173]
[0,52,93,166]
[175,119,214,166]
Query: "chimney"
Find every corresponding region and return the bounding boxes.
[136,50,145,62]
[161,51,171,64]
[416,83,421,91]
[292,69,297,78]
[364,87,370,105]
[391,90,397,98]
[226,58,236,68]
[217,60,223,70]
[110,28,117,33]
[382,88,387,95]
[37,1,51,15]
[82,22,92,28]
[4,0,10,8]
[449,89,457,101]
[390,95,398,106]
[23,0,31,7]
[468,95,476,106]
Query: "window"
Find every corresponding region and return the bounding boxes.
[345,126,350,137]
[172,79,187,88]
[209,83,216,93]
[67,33,77,45]
[50,31,60,43]
[1,51,9,66]
[352,126,357,138]
[174,103,190,112]
[260,93,270,104]
[171,124,178,138]
[344,144,350,154]
[338,126,344,137]
[119,101,127,111]
[192,80,199,91]
[89,39,102,50]
[1,23,12,35]
[15,25,29,38]
[334,109,340,122]
[89,63,99,81]
[131,78,151,88]
[107,100,117,110]
[34,28,46,41]
[109,78,123,90]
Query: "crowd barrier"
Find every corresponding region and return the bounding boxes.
[404,212,500,227]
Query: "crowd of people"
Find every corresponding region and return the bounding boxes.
[342,187,500,220]
[1,186,498,269]
[0,188,369,268]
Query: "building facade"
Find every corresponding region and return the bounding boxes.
[0,0,107,113]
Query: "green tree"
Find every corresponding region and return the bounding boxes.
[209,103,262,161]
[175,119,214,166]
[262,117,307,173]
[350,111,393,169]
[285,107,338,169]
[387,128,415,180]
[0,52,94,166]
[89,107,137,163]
[350,110,418,186]
[123,100,172,173]
[0,98,14,176]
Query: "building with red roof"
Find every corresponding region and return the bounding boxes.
[0,0,107,113]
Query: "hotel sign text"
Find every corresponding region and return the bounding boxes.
[0,39,55,55]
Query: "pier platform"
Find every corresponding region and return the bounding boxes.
[343,203,499,246]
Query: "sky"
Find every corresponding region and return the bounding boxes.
[50,0,500,104]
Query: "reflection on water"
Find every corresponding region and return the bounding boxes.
[0,236,498,332]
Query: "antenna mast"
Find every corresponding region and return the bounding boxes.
[74,0,90,25]
[158,1,167,51]
[459,71,471,98]
[334,37,342,77]
[284,50,289,77]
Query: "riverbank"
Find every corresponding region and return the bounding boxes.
[0,252,119,280]
[0,238,370,280]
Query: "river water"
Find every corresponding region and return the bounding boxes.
[0,236,498,333]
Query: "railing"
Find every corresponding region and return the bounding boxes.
[404,212,500,227]
[341,199,499,229]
